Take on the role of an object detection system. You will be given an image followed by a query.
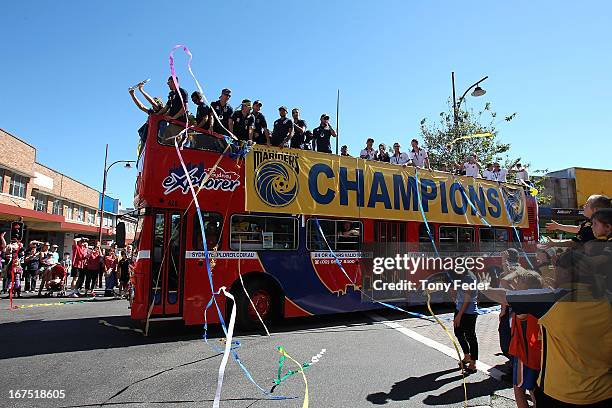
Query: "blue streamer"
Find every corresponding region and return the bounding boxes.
[312,218,435,322]
[497,185,535,269]
[414,168,440,257]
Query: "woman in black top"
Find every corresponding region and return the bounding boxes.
[117,250,131,298]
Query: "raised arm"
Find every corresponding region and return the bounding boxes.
[545,221,580,234]
[137,84,159,109]
[128,89,150,113]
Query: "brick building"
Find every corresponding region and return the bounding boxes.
[0,128,135,254]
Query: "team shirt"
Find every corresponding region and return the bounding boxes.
[463,162,480,177]
[230,110,255,141]
[492,168,508,182]
[508,286,612,405]
[195,102,211,127]
[409,148,428,167]
[166,88,188,122]
[359,148,377,160]
[377,151,390,162]
[390,152,410,165]
[483,169,495,180]
[210,101,234,135]
[312,126,334,153]
[515,169,529,182]
[252,111,268,144]
[290,119,308,149]
[571,219,596,243]
[271,117,293,146]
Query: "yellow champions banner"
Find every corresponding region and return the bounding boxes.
[245,145,528,228]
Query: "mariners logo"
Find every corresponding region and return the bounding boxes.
[502,186,524,225]
[255,160,299,207]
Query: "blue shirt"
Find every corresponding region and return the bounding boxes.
[456,273,478,314]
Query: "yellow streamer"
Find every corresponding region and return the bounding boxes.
[426,290,468,408]
[99,319,144,334]
[278,347,309,408]
[446,132,493,149]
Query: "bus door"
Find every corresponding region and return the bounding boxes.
[150,210,185,316]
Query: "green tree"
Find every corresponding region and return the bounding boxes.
[419,100,551,204]
[419,100,517,170]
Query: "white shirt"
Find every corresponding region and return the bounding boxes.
[463,162,480,177]
[483,169,495,180]
[390,152,410,165]
[515,169,529,182]
[359,148,377,160]
[409,148,428,167]
[492,168,508,182]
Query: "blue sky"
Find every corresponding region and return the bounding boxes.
[1,1,610,207]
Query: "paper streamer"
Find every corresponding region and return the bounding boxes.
[446,132,493,149]
[99,319,144,334]
[213,286,236,408]
[273,348,325,389]
[426,290,468,407]
[414,168,440,257]
[168,46,294,405]
[277,346,309,408]
[238,238,270,336]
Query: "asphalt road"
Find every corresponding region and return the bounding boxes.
[0,295,515,408]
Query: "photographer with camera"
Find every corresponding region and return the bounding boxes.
[312,113,337,153]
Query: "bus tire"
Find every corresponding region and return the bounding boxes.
[232,279,280,331]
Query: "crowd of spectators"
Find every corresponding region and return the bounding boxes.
[1,235,134,299]
[473,194,612,407]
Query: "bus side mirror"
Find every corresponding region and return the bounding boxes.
[116,222,126,248]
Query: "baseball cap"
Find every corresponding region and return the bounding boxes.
[221,88,232,96]
[279,106,287,111]
[320,113,330,119]
[253,100,262,106]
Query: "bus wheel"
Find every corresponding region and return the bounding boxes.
[233,280,279,331]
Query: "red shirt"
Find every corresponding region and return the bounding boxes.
[50,264,66,280]
[104,255,117,271]
[85,250,102,271]
[509,313,541,370]
[72,242,87,269]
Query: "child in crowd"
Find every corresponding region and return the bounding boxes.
[500,267,544,408]
[545,194,611,249]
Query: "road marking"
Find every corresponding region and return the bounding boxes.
[369,313,504,381]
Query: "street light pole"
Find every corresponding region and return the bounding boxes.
[99,144,108,245]
[452,72,489,126]
[451,72,489,161]
[98,146,135,245]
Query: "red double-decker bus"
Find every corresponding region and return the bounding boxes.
[125,115,539,328]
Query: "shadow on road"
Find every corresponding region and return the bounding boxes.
[0,301,465,361]
[366,367,508,405]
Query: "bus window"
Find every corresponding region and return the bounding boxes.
[192,212,223,250]
[458,228,474,243]
[495,229,509,243]
[479,228,495,242]
[419,223,435,242]
[307,219,361,251]
[439,226,457,248]
[230,215,297,250]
